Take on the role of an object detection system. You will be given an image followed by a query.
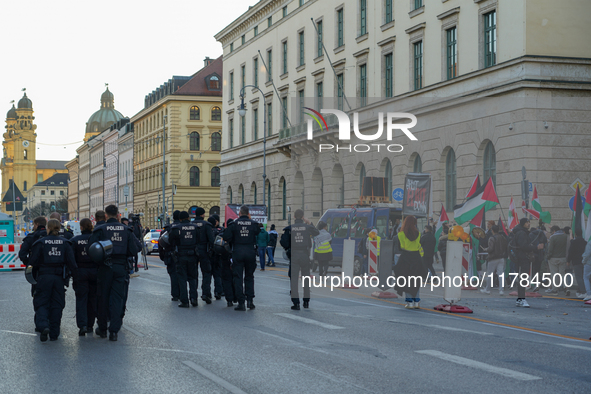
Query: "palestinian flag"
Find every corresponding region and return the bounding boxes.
[434,204,449,253]
[453,178,499,225]
[572,185,585,237]
[498,216,508,236]
[530,186,552,223]
[466,174,481,199]
[508,197,518,230]
[585,179,591,241]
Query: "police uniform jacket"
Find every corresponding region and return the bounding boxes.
[193,218,215,250]
[19,227,47,265]
[58,225,74,240]
[29,235,78,278]
[87,218,141,262]
[170,221,200,256]
[71,230,96,268]
[222,215,260,252]
[288,219,319,254]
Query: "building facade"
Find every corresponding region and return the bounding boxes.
[103,126,120,208]
[25,173,69,217]
[215,0,591,227]
[131,57,223,228]
[66,157,78,219]
[118,121,134,218]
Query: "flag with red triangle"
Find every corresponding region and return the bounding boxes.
[530,186,552,223]
[466,174,481,199]
[572,185,585,237]
[453,178,499,225]
[498,216,508,236]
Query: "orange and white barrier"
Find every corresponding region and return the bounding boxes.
[0,244,25,270]
[368,240,378,275]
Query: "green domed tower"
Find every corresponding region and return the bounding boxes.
[84,87,124,141]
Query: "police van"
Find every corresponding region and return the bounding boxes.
[317,205,427,275]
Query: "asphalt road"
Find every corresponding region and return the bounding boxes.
[1,255,590,394]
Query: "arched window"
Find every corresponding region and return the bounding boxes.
[251,182,257,204]
[190,106,200,120]
[359,163,366,196]
[239,184,244,204]
[190,132,200,151]
[23,181,27,191]
[483,141,496,186]
[211,132,222,151]
[211,106,222,121]
[190,166,200,186]
[281,178,287,220]
[24,149,28,160]
[385,160,392,202]
[445,149,457,211]
[227,186,232,204]
[209,206,220,216]
[413,155,422,173]
[211,167,220,187]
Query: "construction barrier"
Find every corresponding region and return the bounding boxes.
[368,240,378,275]
[0,243,25,271]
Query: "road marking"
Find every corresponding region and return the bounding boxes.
[416,350,541,381]
[122,325,145,337]
[292,362,377,393]
[558,344,591,352]
[0,329,36,337]
[388,321,492,336]
[182,360,248,394]
[275,313,344,329]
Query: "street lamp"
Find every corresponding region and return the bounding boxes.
[238,85,267,214]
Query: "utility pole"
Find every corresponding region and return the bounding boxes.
[162,114,167,229]
[11,177,16,233]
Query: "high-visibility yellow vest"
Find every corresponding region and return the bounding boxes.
[314,240,333,253]
[397,232,424,257]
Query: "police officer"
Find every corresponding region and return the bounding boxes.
[219,219,237,307]
[71,218,98,336]
[95,210,107,226]
[50,212,73,240]
[283,209,319,310]
[88,205,141,341]
[223,205,260,311]
[193,207,215,304]
[20,216,48,332]
[159,210,181,301]
[129,214,144,272]
[29,219,78,342]
[208,215,224,300]
[169,211,199,308]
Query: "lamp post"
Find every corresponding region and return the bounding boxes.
[238,85,267,215]
[162,114,167,228]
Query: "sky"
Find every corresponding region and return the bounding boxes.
[0,0,250,164]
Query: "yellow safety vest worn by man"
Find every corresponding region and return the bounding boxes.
[366,230,381,256]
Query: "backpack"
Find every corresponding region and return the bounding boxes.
[280,229,291,250]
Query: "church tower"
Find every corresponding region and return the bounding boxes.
[2,92,38,213]
[84,86,124,142]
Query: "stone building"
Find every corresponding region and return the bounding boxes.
[215,0,591,228]
[130,57,223,227]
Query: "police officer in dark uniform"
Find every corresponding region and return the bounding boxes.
[20,216,48,332]
[71,218,98,336]
[50,212,73,240]
[88,205,141,341]
[208,215,224,300]
[169,211,199,307]
[129,213,144,271]
[284,209,318,310]
[159,210,181,301]
[29,219,78,342]
[219,219,237,307]
[94,210,106,226]
[223,205,260,311]
[193,207,215,304]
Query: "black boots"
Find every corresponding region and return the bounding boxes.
[190,299,198,307]
[291,298,300,310]
[40,328,49,342]
[178,303,190,308]
[235,303,246,311]
[79,326,87,336]
[109,332,117,341]
[303,299,309,309]
[227,301,234,307]
[95,327,107,338]
[247,300,255,310]
[202,296,212,304]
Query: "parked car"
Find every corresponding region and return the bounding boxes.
[144,230,162,254]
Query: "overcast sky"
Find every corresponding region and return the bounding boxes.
[0,0,249,164]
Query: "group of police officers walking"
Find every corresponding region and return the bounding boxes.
[21,202,323,343]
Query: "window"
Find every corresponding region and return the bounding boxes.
[230,72,234,100]
[211,132,221,151]
[230,43,234,52]
[208,75,220,90]
[267,103,273,136]
[445,149,457,211]
[60,190,64,196]
[299,31,305,66]
[282,41,288,74]
[267,50,273,81]
[281,97,288,129]
[241,116,246,145]
[484,11,497,68]
[446,27,457,79]
[23,149,28,160]
[252,182,257,204]
[253,58,258,87]
[211,167,221,187]
[268,16,272,28]
[228,187,233,204]
[299,0,304,6]
[283,6,287,17]
[41,190,45,195]
[190,132,200,151]
[211,106,221,121]
[317,20,323,57]
[337,74,344,110]
[190,167,200,186]
[190,106,200,120]
[240,185,244,204]
[282,179,286,219]
[24,181,27,191]
[229,119,234,148]
[385,53,393,97]
[298,90,305,123]
[254,26,258,37]
[413,41,423,90]
[316,81,323,109]
[359,64,367,107]
[360,0,367,36]
[337,9,344,47]
[241,65,246,91]
[413,155,422,173]
[414,0,423,10]
[241,35,245,45]
[359,164,366,196]
[385,0,393,24]
[253,108,259,140]
[483,142,496,186]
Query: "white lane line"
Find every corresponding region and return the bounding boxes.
[416,350,541,381]
[389,320,492,336]
[183,360,248,394]
[558,344,591,352]
[0,329,37,337]
[122,325,145,337]
[137,346,211,356]
[275,313,344,329]
[292,362,378,394]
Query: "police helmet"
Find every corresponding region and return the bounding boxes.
[159,231,170,248]
[88,240,114,264]
[25,265,36,285]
